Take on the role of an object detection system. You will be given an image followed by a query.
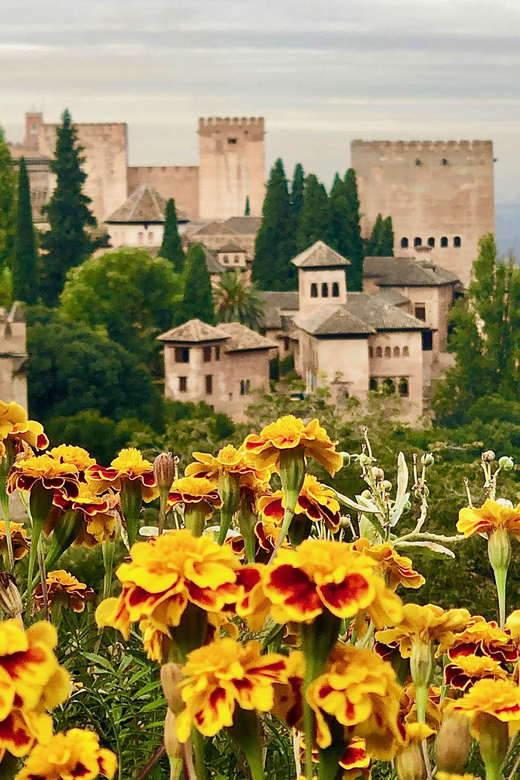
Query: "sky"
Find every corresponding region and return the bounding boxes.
[1,0,520,210]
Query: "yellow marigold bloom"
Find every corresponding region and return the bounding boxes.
[401,721,435,747]
[448,616,518,664]
[437,774,480,780]
[175,638,288,742]
[7,454,80,499]
[272,650,305,731]
[298,736,371,780]
[306,643,405,760]
[444,653,507,692]
[457,498,520,540]
[185,444,271,484]
[34,571,95,613]
[376,604,472,657]
[243,415,343,476]
[352,538,425,590]
[50,484,118,547]
[506,610,520,638]
[258,474,341,532]
[0,400,48,450]
[96,529,240,660]
[450,678,520,738]
[86,448,159,502]
[255,517,289,559]
[15,728,117,780]
[167,476,222,516]
[49,444,96,472]
[401,684,443,731]
[0,520,29,560]
[233,563,272,633]
[264,537,402,626]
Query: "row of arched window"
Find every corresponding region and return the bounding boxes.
[369,345,409,358]
[401,236,461,249]
[138,231,155,244]
[310,282,340,299]
[222,255,242,264]
[369,377,409,397]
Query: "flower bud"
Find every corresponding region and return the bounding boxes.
[383,480,393,491]
[164,707,181,758]
[358,453,371,466]
[487,527,511,574]
[154,453,175,494]
[435,712,472,773]
[395,746,425,780]
[160,662,183,714]
[482,450,495,463]
[421,454,435,467]
[410,642,435,691]
[499,456,514,471]
[477,712,509,776]
[339,452,351,467]
[0,572,23,621]
[372,467,385,482]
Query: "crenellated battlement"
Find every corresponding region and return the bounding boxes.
[198,117,265,130]
[351,139,492,153]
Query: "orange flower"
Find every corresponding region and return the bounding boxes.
[34,571,95,613]
[258,474,341,532]
[15,728,117,780]
[450,677,520,737]
[352,539,425,590]
[458,499,520,540]
[0,401,48,451]
[448,617,518,665]
[400,684,443,731]
[175,638,288,742]
[0,521,29,560]
[243,415,343,476]
[167,476,222,517]
[254,518,288,559]
[86,448,159,502]
[50,484,118,547]
[444,654,507,692]
[185,444,270,484]
[49,444,96,474]
[298,736,372,780]
[233,563,271,632]
[376,604,473,657]
[264,537,402,626]
[272,650,305,731]
[7,454,80,499]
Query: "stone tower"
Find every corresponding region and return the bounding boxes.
[351,140,495,287]
[198,117,265,221]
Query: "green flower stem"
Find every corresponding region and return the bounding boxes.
[0,751,19,779]
[102,538,116,601]
[494,566,508,630]
[44,510,83,571]
[37,539,48,614]
[217,473,240,545]
[488,529,510,630]
[191,728,207,780]
[185,506,206,538]
[0,490,13,570]
[237,506,257,563]
[158,489,169,536]
[227,709,264,780]
[269,448,305,561]
[120,478,142,547]
[25,481,53,604]
[478,714,509,780]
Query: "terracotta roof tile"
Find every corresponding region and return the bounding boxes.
[107,185,190,224]
[291,241,351,269]
[157,319,227,343]
[363,256,459,286]
[214,322,277,351]
[222,216,262,234]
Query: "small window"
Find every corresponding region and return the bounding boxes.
[369,346,374,358]
[215,346,221,361]
[223,255,229,264]
[4,324,11,341]
[175,347,190,363]
[179,376,187,392]
[321,283,329,298]
[240,379,251,396]
[415,158,422,166]
[441,158,448,166]
[427,237,435,247]
[384,346,391,358]
[203,346,212,363]
[205,374,213,394]
[228,138,237,145]
[369,377,378,391]
[310,283,318,298]
[401,237,409,248]
[403,346,409,357]
[414,237,422,247]
[422,331,433,351]
[383,378,395,394]
[332,282,339,298]
[283,337,290,352]
[138,232,144,244]
[234,255,240,264]
[454,236,461,247]
[398,377,409,397]
[393,346,400,357]
[148,232,154,243]
[440,237,448,248]
[414,304,426,322]
[376,346,383,358]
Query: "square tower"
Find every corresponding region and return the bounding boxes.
[198,117,265,221]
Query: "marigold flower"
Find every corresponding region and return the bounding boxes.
[254,517,288,559]
[50,484,118,547]
[185,445,270,484]
[233,563,272,632]
[86,448,159,502]
[7,454,80,499]
[272,650,305,731]
[448,617,518,665]
[505,610,520,639]
[34,571,95,613]
[457,499,520,540]
[400,685,443,731]
[15,728,117,780]
[49,444,96,473]
[444,654,507,692]
[175,638,288,742]
[258,474,341,532]
[264,537,402,626]
[167,476,222,517]
[298,736,371,780]
[243,415,343,476]
[96,529,240,661]
[306,643,405,759]
[376,604,473,657]
[0,520,29,560]
[0,401,48,451]
[437,774,480,780]
[450,677,520,737]
[352,538,425,591]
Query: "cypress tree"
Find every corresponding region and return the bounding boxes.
[40,109,98,306]
[159,198,185,273]
[297,174,330,252]
[253,159,297,291]
[341,168,364,290]
[377,217,394,256]
[13,158,38,304]
[290,163,305,220]
[365,213,383,256]
[176,243,215,325]
[0,127,16,270]
[244,196,250,216]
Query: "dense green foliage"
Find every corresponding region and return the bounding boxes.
[175,243,215,325]
[215,271,265,329]
[244,195,250,215]
[297,173,331,250]
[40,110,99,306]
[365,213,394,256]
[329,169,364,290]
[290,163,305,221]
[13,157,38,305]
[159,197,185,273]
[0,127,16,271]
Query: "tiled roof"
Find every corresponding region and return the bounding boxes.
[294,305,374,337]
[107,185,190,224]
[222,216,262,234]
[217,243,246,253]
[190,221,240,237]
[200,246,225,275]
[363,256,459,286]
[373,289,410,307]
[258,291,299,331]
[157,319,227,343]
[291,241,351,269]
[214,322,277,351]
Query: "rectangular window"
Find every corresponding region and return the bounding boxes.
[228,138,237,145]
[414,304,426,322]
[215,346,221,361]
[175,347,190,363]
[179,376,187,392]
[205,374,213,395]
[240,379,251,396]
[203,346,212,363]
[422,331,433,351]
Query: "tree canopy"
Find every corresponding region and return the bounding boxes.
[290,163,305,221]
[328,169,364,291]
[158,198,185,273]
[297,173,331,251]
[365,213,394,256]
[0,127,16,271]
[174,243,215,325]
[13,157,38,305]
[214,271,264,329]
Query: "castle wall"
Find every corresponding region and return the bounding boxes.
[127,166,199,221]
[198,117,265,221]
[351,140,495,287]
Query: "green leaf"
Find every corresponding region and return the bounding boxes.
[395,540,455,558]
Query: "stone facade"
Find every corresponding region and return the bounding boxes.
[351,140,495,288]
[0,303,28,410]
[127,166,199,221]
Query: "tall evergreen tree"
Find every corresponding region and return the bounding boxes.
[253,159,297,291]
[159,198,184,273]
[176,243,215,325]
[0,127,16,270]
[13,158,38,304]
[290,163,305,220]
[297,174,330,251]
[40,109,98,306]
[378,217,394,256]
[365,213,384,256]
[244,196,251,216]
[328,170,364,291]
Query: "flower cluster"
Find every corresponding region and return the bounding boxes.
[15,728,117,780]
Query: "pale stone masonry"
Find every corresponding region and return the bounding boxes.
[0,303,28,410]
[105,185,189,249]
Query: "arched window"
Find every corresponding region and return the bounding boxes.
[321,283,329,298]
[332,282,339,298]
[138,232,143,244]
[427,237,435,247]
[398,378,409,397]
[414,237,422,247]
[234,255,240,263]
[401,237,409,248]
[369,346,374,358]
[441,158,449,166]
[393,346,400,357]
[384,346,391,358]
[454,236,461,247]
[415,158,422,166]
[383,378,395,394]
[440,237,448,248]
[223,255,229,264]
[310,283,318,298]
[403,346,409,357]
[376,346,382,358]
[369,378,378,391]
[148,231,154,243]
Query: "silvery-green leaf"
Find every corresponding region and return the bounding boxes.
[395,452,409,505]
[389,491,410,526]
[358,514,381,542]
[139,526,159,537]
[395,540,455,558]
[329,487,379,514]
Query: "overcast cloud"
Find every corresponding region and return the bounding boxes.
[1,0,519,208]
